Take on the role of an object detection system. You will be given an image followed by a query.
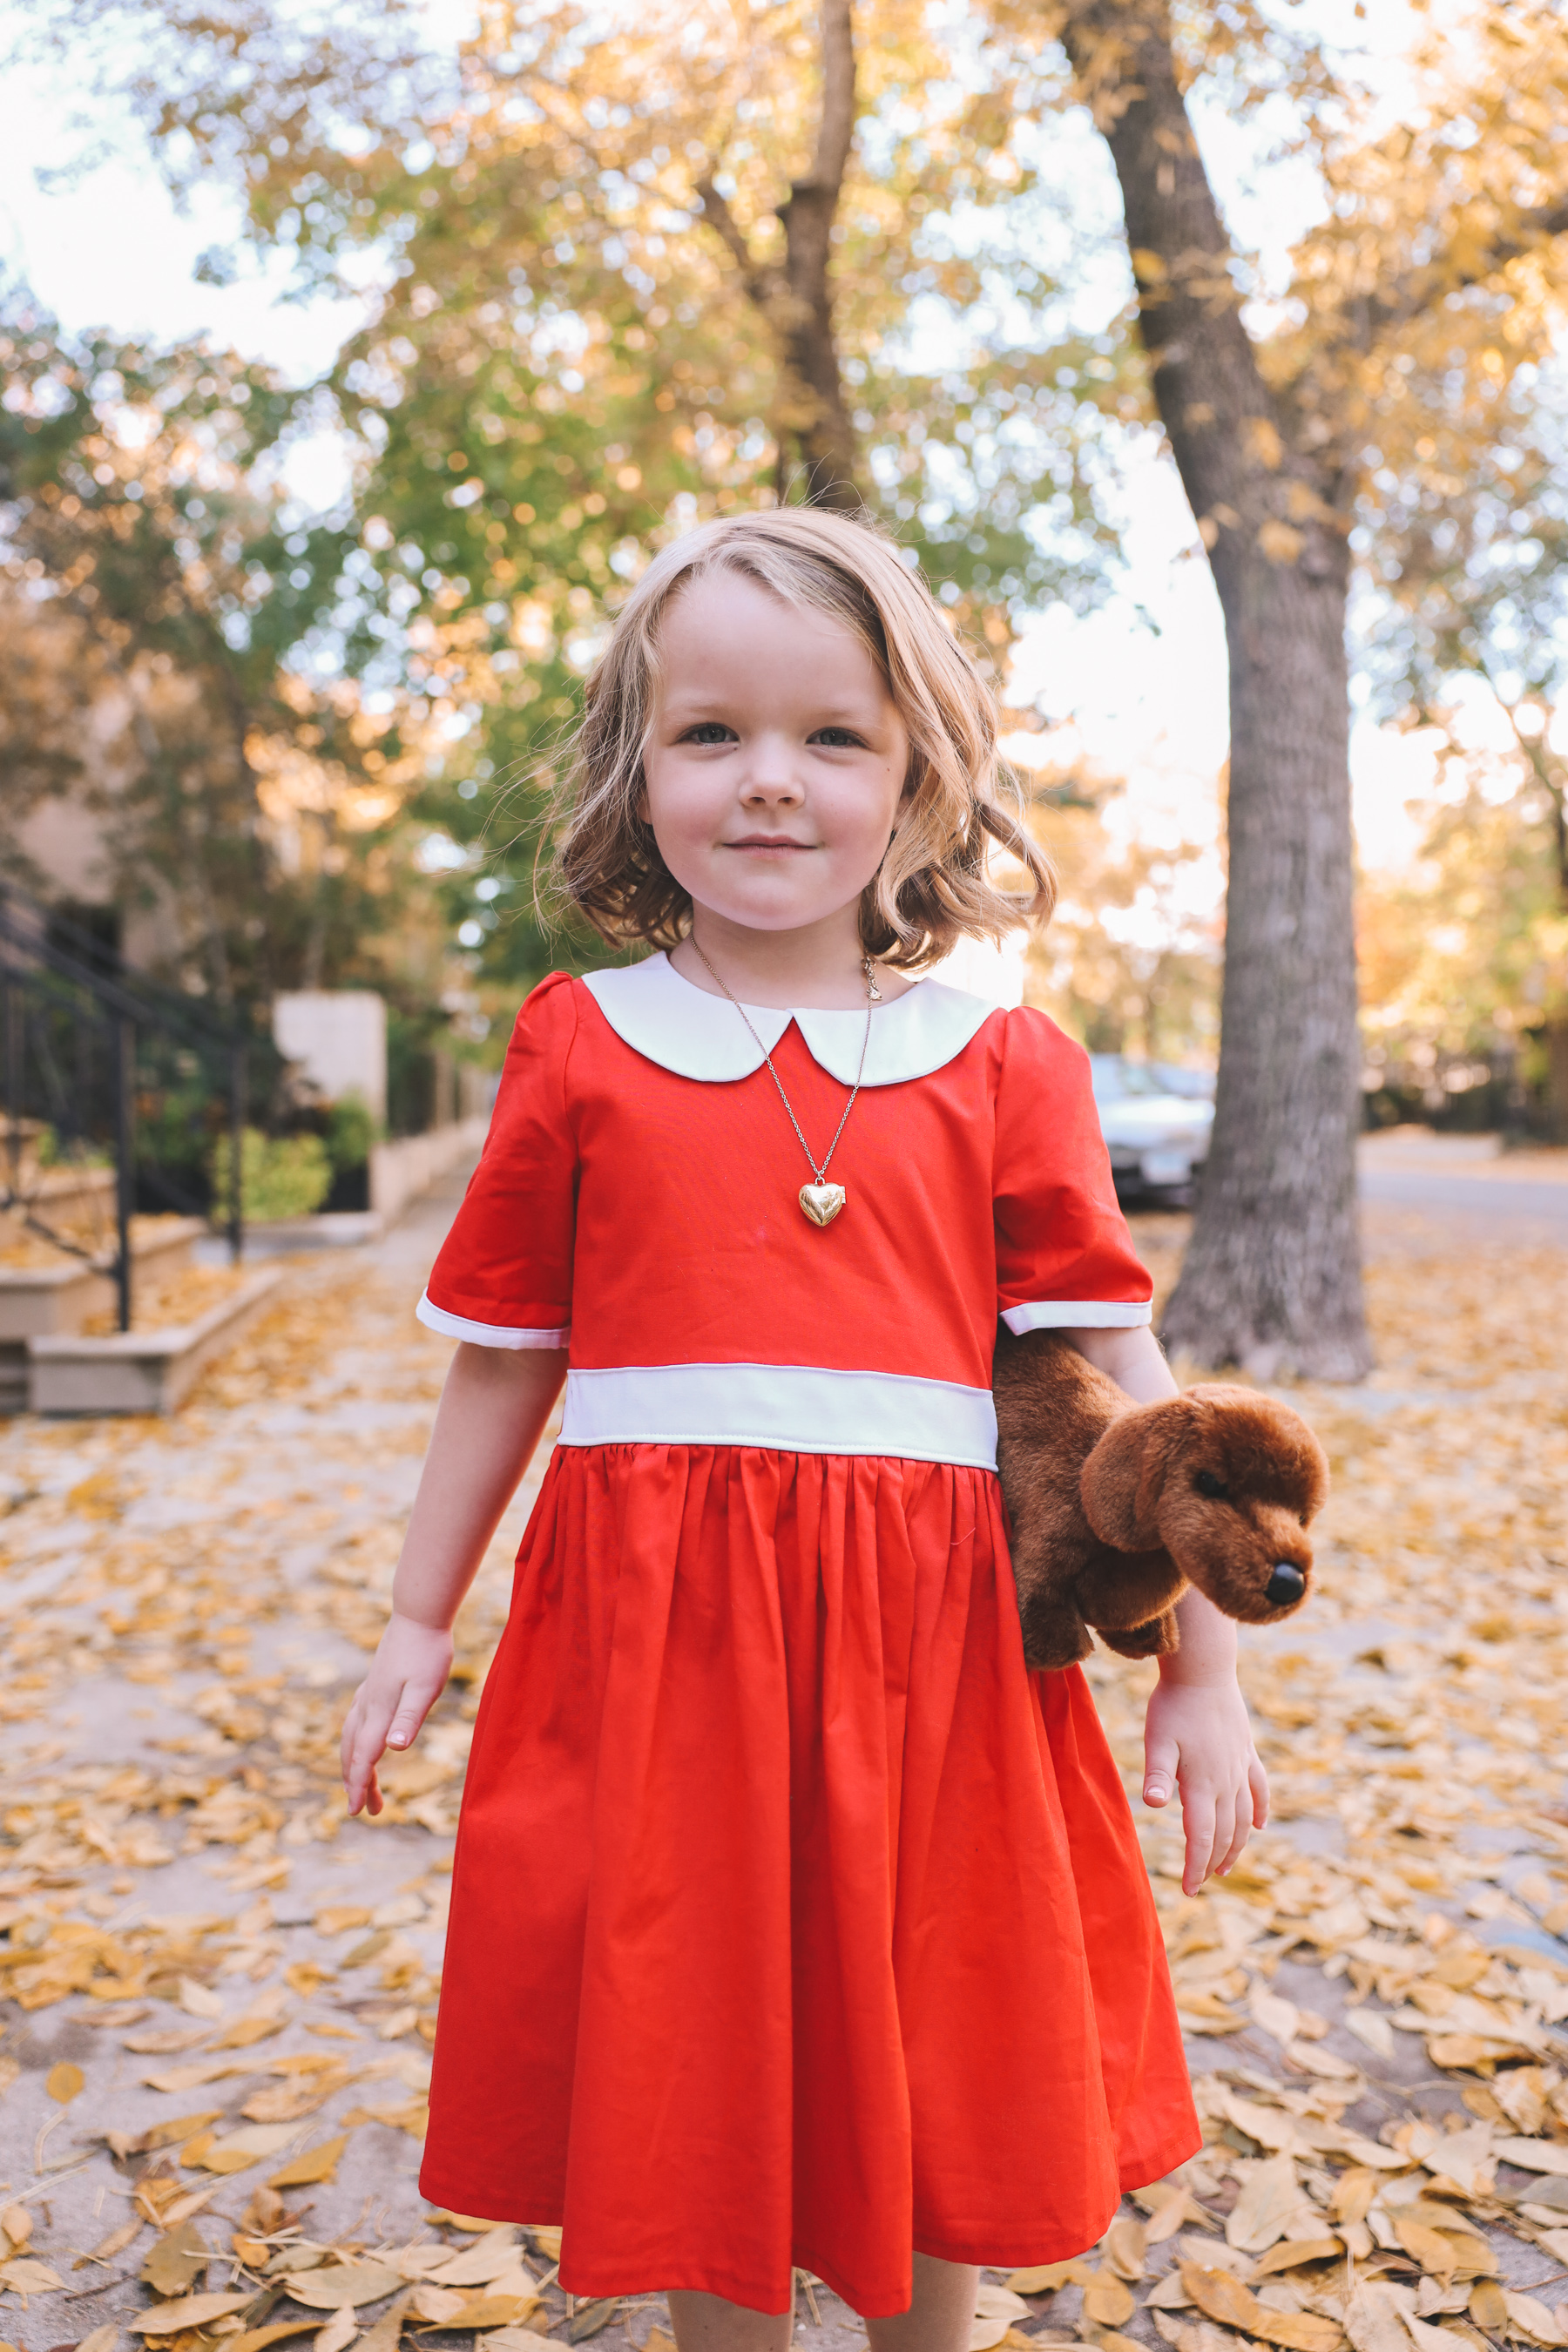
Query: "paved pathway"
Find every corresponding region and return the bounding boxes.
[2,1155,1566,2352]
[0,1179,879,2352]
[1359,1129,1568,1247]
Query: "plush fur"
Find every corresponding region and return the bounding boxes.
[992,1327,1328,1673]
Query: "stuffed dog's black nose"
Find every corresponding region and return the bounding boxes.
[1265,1563,1306,1607]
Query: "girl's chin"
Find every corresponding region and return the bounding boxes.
[693,899,862,937]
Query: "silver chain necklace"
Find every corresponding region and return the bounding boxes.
[689,940,881,1228]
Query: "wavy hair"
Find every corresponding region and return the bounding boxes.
[551,508,1055,969]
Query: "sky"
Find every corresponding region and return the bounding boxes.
[0,44,1442,886]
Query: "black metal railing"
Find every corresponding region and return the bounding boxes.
[0,888,258,1331]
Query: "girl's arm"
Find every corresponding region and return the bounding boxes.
[1059,1324,1270,1898]
[340,1342,568,1817]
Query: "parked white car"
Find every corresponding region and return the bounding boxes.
[1089,1056,1214,1199]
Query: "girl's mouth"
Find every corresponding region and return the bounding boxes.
[722,836,817,853]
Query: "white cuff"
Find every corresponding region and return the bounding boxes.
[416,1292,570,1349]
[1002,1300,1152,1334]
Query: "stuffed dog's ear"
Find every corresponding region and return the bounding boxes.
[1080,1399,1188,1551]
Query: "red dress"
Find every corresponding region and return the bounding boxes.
[416,954,1198,2317]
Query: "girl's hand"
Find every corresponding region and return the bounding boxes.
[1143,1673,1268,1896]
[341,1612,455,1818]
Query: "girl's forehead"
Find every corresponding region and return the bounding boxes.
[658,570,889,678]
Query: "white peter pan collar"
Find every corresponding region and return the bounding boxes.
[581,950,998,1086]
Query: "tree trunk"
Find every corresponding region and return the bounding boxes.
[1187,532,1369,1378]
[1546,1020,1568,1146]
[1491,698,1568,1140]
[1058,0,1370,1379]
[697,0,862,509]
[773,0,860,507]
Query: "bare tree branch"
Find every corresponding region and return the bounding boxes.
[801,0,855,195]
[696,0,862,508]
[694,178,781,308]
[1058,0,1332,567]
[1335,193,1568,356]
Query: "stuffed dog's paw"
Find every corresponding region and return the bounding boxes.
[1098,1610,1179,1661]
[1018,1591,1096,1673]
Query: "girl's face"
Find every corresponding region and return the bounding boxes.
[641,570,910,946]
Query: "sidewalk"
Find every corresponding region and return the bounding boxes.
[2,1189,1566,2352]
[1359,1127,1568,1249]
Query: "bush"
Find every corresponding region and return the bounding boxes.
[325,1091,378,1174]
[211,1127,333,1221]
[35,1125,112,1170]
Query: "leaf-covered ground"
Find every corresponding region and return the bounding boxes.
[3,1175,1567,2352]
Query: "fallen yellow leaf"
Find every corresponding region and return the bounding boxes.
[1394,2218,1459,2278]
[1181,2262,1260,2333]
[1254,2239,1342,2276]
[1104,2216,1146,2281]
[125,2293,255,2335]
[429,2230,523,2288]
[268,2132,351,2187]
[0,2258,64,2294]
[1003,2261,1092,2294]
[226,2325,323,2352]
[284,2267,405,2311]
[1082,2272,1135,2327]
[313,2311,358,2352]
[447,2297,538,2331]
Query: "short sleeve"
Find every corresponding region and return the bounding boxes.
[993,1008,1153,1333]
[416,973,579,1348]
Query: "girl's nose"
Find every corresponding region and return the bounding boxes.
[740,750,803,806]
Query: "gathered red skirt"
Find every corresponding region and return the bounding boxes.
[419,1443,1198,2317]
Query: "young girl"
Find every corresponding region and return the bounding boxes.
[341,510,1267,2352]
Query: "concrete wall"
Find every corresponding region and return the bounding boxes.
[368,1117,490,1223]
[273,991,389,1124]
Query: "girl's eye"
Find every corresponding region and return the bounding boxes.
[680,722,736,746]
[809,727,868,749]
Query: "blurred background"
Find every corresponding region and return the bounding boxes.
[1,0,1565,1245]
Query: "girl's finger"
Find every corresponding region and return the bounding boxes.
[1249,1754,1270,1829]
[1144,1727,1179,1809]
[1218,1781,1252,1876]
[1183,1789,1218,1895]
[340,1692,364,1780]
[1204,1785,1234,1884]
[386,1681,436,1750]
[347,1703,394,1814]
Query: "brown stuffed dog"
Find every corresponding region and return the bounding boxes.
[993,1328,1328,1672]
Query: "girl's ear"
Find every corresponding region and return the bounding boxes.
[1080,1402,1181,1551]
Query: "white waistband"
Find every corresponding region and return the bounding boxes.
[558,1362,998,1470]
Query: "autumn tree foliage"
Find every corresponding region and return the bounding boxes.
[12,0,1568,1369]
[0,305,437,1004]
[992,0,1568,1376]
[1364,390,1568,1139]
[24,0,1132,796]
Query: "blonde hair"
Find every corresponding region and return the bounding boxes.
[552,508,1055,969]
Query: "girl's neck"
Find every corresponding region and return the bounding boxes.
[670,909,914,1011]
